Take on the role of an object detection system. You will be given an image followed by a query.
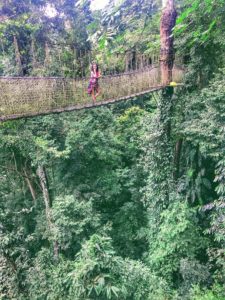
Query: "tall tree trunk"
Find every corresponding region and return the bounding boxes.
[31,38,37,70]
[159,0,177,137]
[44,41,51,68]
[160,0,177,85]
[37,165,59,260]
[158,0,177,205]
[173,138,183,180]
[125,51,129,72]
[23,168,37,202]
[13,36,23,76]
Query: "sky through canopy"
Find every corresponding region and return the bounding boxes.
[90,0,109,10]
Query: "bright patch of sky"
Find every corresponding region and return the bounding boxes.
[45,3,57,18]
[90,0,109,11]
[45,0,109,18]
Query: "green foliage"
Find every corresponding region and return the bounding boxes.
[0,0,91,76]
[175,0,225,87]
[190,284,225,300]
[52,195,100,255]
[67,234,173,300]
[27,234,170,300]
[148,197,208,283]
[27,248,74,300]
[0,256,19,299]
[68,234,126,299]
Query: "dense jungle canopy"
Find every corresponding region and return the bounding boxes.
[0,0,225,299]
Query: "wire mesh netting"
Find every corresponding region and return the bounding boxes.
[0,65,184,121]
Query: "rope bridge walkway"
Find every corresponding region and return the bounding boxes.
[0,64,183,121]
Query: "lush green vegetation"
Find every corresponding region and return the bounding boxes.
[0,0,224,299]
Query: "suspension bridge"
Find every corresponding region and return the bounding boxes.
[0,64,184,122]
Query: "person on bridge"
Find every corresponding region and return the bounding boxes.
[88,62,101,103]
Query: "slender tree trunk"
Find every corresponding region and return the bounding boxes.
[37,166,51,221]
[31,38,37,70]
[173,138,183,179]
[37,165,59,260]
[44,41,51,68]
[131,50,136,70]
[160,0,177,85]
[13,36,23,76]
[23,168,36,202]
[125,51,129,72]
